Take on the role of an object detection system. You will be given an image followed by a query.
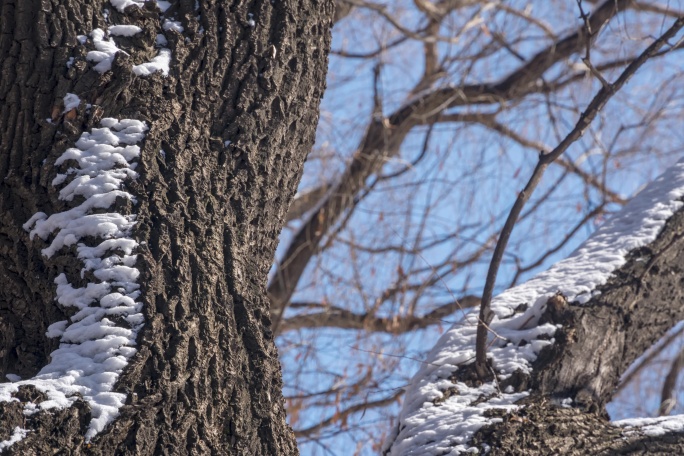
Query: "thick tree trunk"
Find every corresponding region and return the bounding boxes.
[0,0,332,454]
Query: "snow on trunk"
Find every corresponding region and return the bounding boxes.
[1,118,147,442]
[385,159,684,455]
[0,0,181,448]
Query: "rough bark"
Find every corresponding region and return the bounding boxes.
[468,205,684,454]
[472,404,684,455]
[0,0,332,454]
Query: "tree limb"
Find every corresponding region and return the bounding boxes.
[474,15,684,379]
[280,295,480,333]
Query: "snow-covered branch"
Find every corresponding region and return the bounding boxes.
[385,159,684,454]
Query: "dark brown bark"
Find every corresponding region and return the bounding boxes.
[0,0,332,454]
[472,403,684,455]
[468,204,684,454]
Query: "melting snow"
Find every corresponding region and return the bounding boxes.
[385,160,684,455]
[108,0,169,14]
[0,0,178,447]
[162,19,184,33]
[108,0,146,13]
[156,1,171,12]
[155,33,168,46]
[86,3,174,77]
[617,415,684,437]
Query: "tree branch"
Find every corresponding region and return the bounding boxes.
[616,324,684,396]
[280,295,480,333]
[294,389,402,438]
[474,15,684,378]
[286,184,333,223]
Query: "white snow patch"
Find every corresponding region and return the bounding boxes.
[108,25,143,37]
[109,0,145,13]
[162,19,185,33]
[87,9,170,77]
[1,118,148,442]
[22,403,38,416]
[133,48,171,76]
[87,28,126,73]
[162,19,184,33]
[22,212,47,232]
[66,57,75,68]
[616,415,684,437]
[385,160,684,455]
[107,0,171,13]
[0,427,28,452]
[45,320,69,338]
[63,93,81,113]
[4,375,20,383]
[155,33,168,47]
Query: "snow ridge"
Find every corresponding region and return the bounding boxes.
[84,1,174,76]
[0,119,147,443]
[386,160,684,455]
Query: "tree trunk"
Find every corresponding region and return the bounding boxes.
[0,0,332,454]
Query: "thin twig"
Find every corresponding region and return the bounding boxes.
[578,0,611,88]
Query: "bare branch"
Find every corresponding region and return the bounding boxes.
[280,295,480,333]
[617,325,684,395]
[434,113,627,204]
[633,1,684,18]
[294,389,403,438]
[334,0,355,24]
[269,0,634,324]
[508,203,607,287]
[286,184,332,223]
